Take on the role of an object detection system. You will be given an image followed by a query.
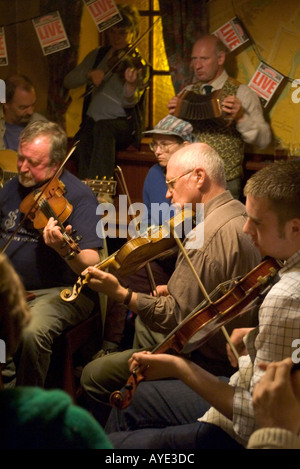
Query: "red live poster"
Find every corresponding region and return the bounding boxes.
[83,0,122,32]
[213,17,249,52]
[33,11,70,56]
[0,27,8,66]
[248,62,284,107]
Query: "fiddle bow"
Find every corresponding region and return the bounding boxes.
[81,17,159,98]
[114,165,158,294]
[110,257,282,409]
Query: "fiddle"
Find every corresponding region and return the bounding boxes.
[107,46,148,81]
[81,18,159,99]
[0,142,80,256]
[19,177,82,255]
[60,207,195,302]
[109,257,282,409]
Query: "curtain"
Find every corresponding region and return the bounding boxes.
[40,0,83,127]
[159,0,209,94]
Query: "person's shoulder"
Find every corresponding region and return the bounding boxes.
[86,47,101,58]
[227,76,242,87]
[148,163,164,176]
[61,170,97,197]
[144,164,165,187]
[233,79,260,99]
[0,174,19,195]
[208,191,245,214]
[61,169,87,187]
[30,113,48,123]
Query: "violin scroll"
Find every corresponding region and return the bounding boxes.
[109,390,125,409]
[107,46,149,82]
[60,273,88,302]
[109,367,143,409]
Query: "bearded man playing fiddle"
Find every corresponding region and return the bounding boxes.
[0,120,102,387]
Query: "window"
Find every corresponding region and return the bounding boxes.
[126,0,174,128]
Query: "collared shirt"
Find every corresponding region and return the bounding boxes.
[200,70,228,94]
[200,249,300,446]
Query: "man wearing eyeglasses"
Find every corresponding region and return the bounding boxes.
[79,142,261,426]
[94,115,193,361]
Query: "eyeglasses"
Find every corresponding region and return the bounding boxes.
[149,141,177,153]
[165,169,193,191]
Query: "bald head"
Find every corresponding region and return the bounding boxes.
[191,34,228,83]
[168,142,226,189]
[193,35,229,55]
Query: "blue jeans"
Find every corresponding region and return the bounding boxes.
[105,378,244,449]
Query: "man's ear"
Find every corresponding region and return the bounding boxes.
[217,50,226,66]
[195,167,205,188]
[288,218,300,242]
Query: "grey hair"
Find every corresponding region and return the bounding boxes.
[169,142,226,188]
[19,121,67,166]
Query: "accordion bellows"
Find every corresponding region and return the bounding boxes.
[174,89,222,121]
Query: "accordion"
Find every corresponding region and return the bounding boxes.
[174,89,223,122]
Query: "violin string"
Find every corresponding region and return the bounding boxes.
[169,225,240,363]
